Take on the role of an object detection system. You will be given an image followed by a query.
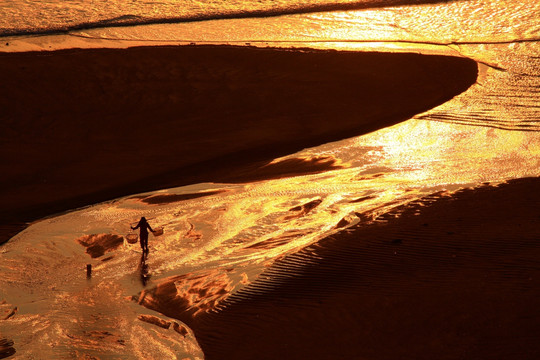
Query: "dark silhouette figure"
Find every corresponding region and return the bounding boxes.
[131,217,154,253]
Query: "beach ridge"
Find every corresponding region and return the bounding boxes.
[0,45,477,243]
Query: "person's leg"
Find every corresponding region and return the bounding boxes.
[143,235,149,253]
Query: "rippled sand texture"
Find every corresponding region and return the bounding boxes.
[195,178,540,359]
[2,44,540,359]
[2,173,540,358]
[0,0,485,37]
[2,0,540,357]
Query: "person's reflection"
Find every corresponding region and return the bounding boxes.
[139,253,151,286]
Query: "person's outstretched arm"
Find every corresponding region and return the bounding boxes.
[147,223,154,232]
[131,223,140,230]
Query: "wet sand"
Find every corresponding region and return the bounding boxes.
[0,338,15,359]
[0,45,477,244]
[1,43,538,358]
[0,300,16,359]
[166,177,539,359]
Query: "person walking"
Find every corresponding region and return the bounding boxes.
[131,217,154,253]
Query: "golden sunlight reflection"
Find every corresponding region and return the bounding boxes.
[2,0,540,357]
[2,113,540,360]
[3,119,539,333]
[353,120,540,185]
[43,0,536,52]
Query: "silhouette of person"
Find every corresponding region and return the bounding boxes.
[131,217,154,253]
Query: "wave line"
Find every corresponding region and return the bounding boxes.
[0,0,463,38]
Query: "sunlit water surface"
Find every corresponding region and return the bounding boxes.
[1,0,540,358]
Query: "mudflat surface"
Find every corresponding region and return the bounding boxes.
[187,177,540,360]
[0,45,477,243]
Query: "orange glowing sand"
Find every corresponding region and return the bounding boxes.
[138,177,540,360]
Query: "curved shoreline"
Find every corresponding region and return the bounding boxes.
[146,177,540,359]
[0,45,477,243]
[0,0,459,39]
